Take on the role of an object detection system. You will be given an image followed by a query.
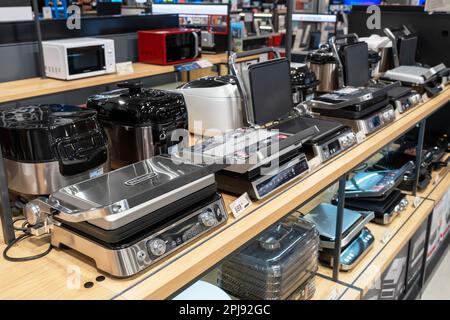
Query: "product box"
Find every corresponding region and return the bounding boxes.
[363,244,408,300]
[406,220,427,289]
[427,200,444,262]
[439,188,450,241]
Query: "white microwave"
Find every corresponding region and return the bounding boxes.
[42,37,116,80]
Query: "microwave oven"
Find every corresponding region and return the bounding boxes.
[138,28,202,65]
[42,37,116,80]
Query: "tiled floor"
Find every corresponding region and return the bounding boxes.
[422,245,450,300]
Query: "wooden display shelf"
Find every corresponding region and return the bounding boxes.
[312,276,361,300]
[0,53,228,104]
[428,171,450,202]
[0,53,261,104]
[0,88,449,300]
[315,197,435,296]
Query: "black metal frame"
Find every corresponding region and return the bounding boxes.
[31,0,46,79]
[0,149,15,244]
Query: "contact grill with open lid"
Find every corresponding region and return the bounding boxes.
[308,35,400,136]
[382,26,448,97]
[301,203,374,271]
[24,156,228,277]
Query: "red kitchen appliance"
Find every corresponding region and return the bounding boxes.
[138,28,202,65]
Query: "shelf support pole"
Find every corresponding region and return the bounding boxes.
[412,119,426,196]
[0,149,15,245]
[285,0,293,62]
[332,175,347,280]
[32,0,47,79]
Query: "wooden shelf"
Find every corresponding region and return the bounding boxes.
[0,53,229,104]
[428,170,450,202]
[0,87,449,299]
[312,276,361,300]
[352,199,435,296]
[315,197,435,296]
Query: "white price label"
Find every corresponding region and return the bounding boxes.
[413,196,422,208]
[381,229,393,244]
[116,61,134,75]
[308,156,321,170]
[229,193,252,219]
[356,131,366,144]
[196,60,213,69]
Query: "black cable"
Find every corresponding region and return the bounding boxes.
[12,217,27,232]
[3,229,53,262]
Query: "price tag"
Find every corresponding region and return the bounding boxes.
[196,60,213,69]
[381,228,393,244]
[356,131,366,144]
[42,7,53,19]
[229,193,252,219]
[327,287,339,300]
[116,61,134,75]
[308,156,321,171]
[413,196,422,208]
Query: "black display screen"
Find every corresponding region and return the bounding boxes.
[256,159,308,198]
[328,140,341,154]
[166,33,197,63]
[371,116,381,127]
[67,45,105,75]
[248,58,294,125]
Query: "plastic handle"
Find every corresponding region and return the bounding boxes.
[233,47,281,59]
[333,33,359,44]
[117,81,143,95]
[192,32,199,59]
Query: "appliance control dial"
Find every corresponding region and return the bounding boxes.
[147,238,167,257]
[198,209,217,227]
[383,109,395,122]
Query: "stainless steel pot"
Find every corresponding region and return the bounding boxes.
[307,46,339,93]
[308,61,338,93]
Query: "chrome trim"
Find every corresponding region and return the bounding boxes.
[251,154,309,200]
[311,130,356,163]
[4,159,109,196]
[51,195,228,277]
[50,174,215,229]
[103,124,154,169]
[336,235,375,271]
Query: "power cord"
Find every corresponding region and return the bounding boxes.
[3,219,52,262]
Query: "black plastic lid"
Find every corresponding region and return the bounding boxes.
[307,45,336,64]
[179,75,237,89]
[0,104,108,176]
[86,82,187,125]
[290,66,318,88]
[0,104,97,130]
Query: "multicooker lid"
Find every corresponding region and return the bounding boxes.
[0,104,107,176]
[87,82,187,126]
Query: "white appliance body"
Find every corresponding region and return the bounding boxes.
[42,38,116,80]
[180,82,244,136]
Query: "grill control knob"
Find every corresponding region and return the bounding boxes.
[147,238,167,257]
[198,209,217,227]
[383,110,394,122]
